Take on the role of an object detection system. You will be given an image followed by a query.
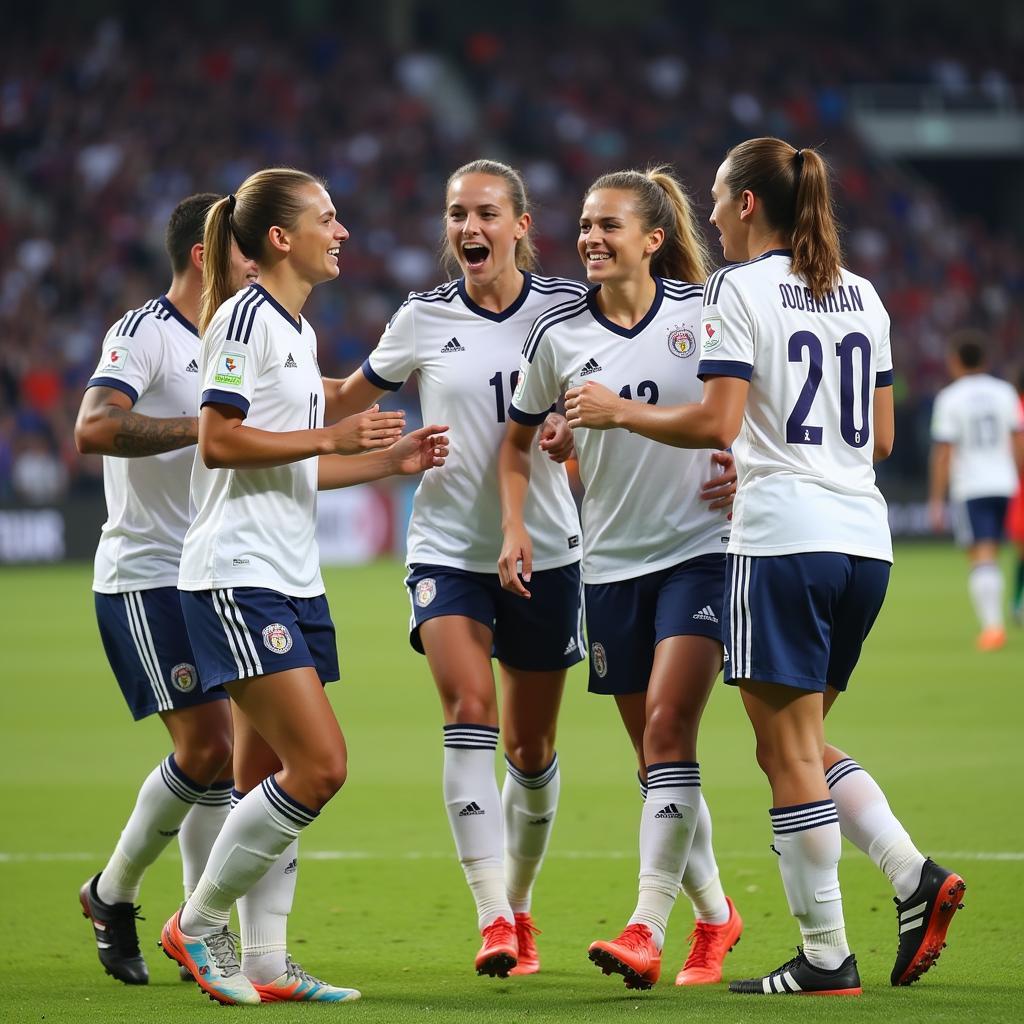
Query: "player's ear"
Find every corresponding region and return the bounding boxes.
[267,225,291,254]
[191,242,205,273]
[645,226,665,258]
[739,189,756,223]
[514,211,531,241]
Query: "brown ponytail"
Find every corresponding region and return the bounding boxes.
[724,137,841,302]
[585,166,711,284]
[199,167,326,332]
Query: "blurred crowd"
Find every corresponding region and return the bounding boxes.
[1,16,1021,502]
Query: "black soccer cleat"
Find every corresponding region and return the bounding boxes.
[729,948,862,995]
[79,873,149,985]
[891,858,966,986]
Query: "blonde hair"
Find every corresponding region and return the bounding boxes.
[441,159,538,277]
[585,166,711,284]
[724,137,842,301]
[199,167,325,332]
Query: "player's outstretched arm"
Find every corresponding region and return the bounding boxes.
[317,425,449,490]
[322,371,388,424]
[74,385,198,458]
[565,376,747,450]
[497,421,538,599]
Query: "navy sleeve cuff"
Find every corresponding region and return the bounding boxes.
[362,358,403,392]
[202,389,250,417]
[875,369,894,387]
[87,377,139,404]
[697,359,754,382]
[508,404,551,426]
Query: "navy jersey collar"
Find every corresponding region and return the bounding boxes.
[252,283,303,333]
[158,295,199,337]
[458,271,532,322]
[587,276,664,339]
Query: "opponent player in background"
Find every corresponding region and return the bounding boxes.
[1009,369,1024,623]
[928,332,1024,650]
[74,193,256,986]
[566,137,965,993]
[159,169,448,1005]
[499,167,742,991]
[330,160,583,977]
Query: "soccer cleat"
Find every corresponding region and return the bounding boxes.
[158,909,260,1005]
[891,858,966,986]
[508,913,541,976]
[253,956,361,1003]
[675,896,744,985]
[588,923,661,990]
[977,626,1006,651]
[78,874,148,985]
[729,948,862,995]
[475,916,518,977]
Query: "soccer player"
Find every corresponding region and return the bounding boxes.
[1009,369,1024,623]
[565,138,966,993]
[158,169,448,1005]
[499,167,741,991]
[74,193,257,986]
[928,332,1024,650]
[329,160,584,977]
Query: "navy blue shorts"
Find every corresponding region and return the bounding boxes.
[723,553,890,693]
[953,496,1009,545]
[404,562,584,672]
[584,554,726,696]
[95,588,227,721]
[179,588,339,690]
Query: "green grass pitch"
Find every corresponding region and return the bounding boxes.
[1,544,1020,1022]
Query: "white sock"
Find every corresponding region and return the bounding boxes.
[770,801,849,971]
[179,780,233,899]
[826,759,926,901]
[443,724,512,929]
[628,762,703,949]
[239,837,297,984]
[680,795,730,924]
[97,754,207,905]
[180,777,315,935]
[969,562,1004,630]
[502,753,560,915]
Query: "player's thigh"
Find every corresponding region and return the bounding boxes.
[614,692,649,774]
[229,702,281,792]
[158,701,234,779]
[420,614,498,725]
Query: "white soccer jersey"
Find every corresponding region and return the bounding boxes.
[178,284,326,597]
[512,278,731,584]
[697,250,893,562]
[362,272,584,573]
[88,296,201,593]
[931,374,1022,501]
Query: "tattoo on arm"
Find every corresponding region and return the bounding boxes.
[108,407,198,456]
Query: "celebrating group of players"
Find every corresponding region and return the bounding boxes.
[75,138,972,1005]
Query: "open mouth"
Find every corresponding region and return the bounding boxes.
[328,246,341,264]
[462,243,489,268]
[586,251,611,264]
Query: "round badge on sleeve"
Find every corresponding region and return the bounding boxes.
[591,641,608,678]
[262,623,293,654]
[415,578,437,607]
[170,663,197,693]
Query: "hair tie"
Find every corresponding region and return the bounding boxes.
[227,194,237,214]
[793,149,805,186]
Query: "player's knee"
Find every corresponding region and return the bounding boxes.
[447,691,497,726]
[176,731,234,785]
[504,736,555,774]
[644,703,698,758]
[303,753,348,806]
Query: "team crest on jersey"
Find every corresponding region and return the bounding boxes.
[101,347,130,372]
[214,353,245,387]
[667,325,697,358]
[702,317,723,353]
[262,622,293,654]
[415,578,437,607]
[591,641,608,678]
[170,662,197,693]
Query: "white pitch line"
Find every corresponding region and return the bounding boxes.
[1,849,1021,863]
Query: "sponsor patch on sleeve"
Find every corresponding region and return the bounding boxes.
[513,369,527,403]
[701,316,723,354]
[214,353,246,387]
[101,347,130,372]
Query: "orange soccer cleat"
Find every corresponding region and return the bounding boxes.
[588,923,661,989]
[977,627,1006,652]
[675,896,744,985]
[475,916,518,977]
[508,913,541,976]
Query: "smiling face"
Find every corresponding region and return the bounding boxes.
[577,188,664,286]
[278,182,349,286]
[445,173,528,287]
[709,159,749,262]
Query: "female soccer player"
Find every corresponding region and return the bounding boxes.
[565,138,965,994]
[158,168,448,1005]
[499,167,741,991]
[330,160,584,977]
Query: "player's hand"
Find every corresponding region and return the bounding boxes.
[324,405,405,454]
[498,523,533,599]
[539,412,575,463]
[387,424,449,476]
[702,451,737,514]
[565,381,623,430]
[928,498,946,533]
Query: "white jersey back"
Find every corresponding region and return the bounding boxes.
[179,284,326,597]
[697,250,893,562]
[363,272,584,573]
[512,278,731,584]
[931,374,1022,501]
[88,296,200,593]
